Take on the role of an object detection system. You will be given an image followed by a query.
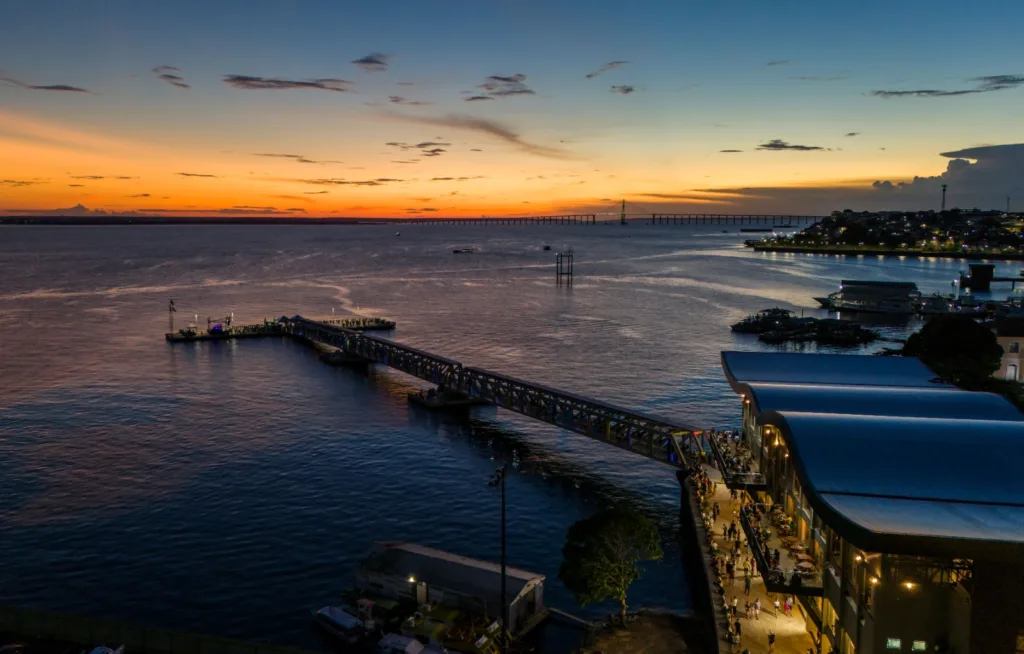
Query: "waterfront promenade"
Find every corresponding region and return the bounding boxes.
[749,243,1024,261]
[702,466,817,654]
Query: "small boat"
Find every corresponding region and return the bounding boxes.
[453,248,474,254]
[313,605,368,645]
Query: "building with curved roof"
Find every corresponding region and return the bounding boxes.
[714,351,1024,654]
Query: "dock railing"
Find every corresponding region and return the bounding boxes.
[0,605,318,654]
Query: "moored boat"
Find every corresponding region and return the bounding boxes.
[453,248,474,254]
[313,605,368,645]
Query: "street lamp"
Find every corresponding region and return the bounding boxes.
[488,464,508,654]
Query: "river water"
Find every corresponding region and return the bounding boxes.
[1,225,1017,649]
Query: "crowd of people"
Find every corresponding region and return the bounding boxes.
[708,428,762,483]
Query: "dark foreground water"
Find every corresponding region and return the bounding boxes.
[1,225,1018,649]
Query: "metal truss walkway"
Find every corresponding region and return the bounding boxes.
[283,316,701,471]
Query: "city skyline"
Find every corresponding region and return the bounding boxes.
[1,0,1022,218]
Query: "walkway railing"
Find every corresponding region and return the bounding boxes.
[283,317,703,471]
[739,506,823,597]
[705,432,767,490]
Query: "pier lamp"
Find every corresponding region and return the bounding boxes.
[488,464,509,654]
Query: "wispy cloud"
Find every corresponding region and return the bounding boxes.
[152,65,190,89]
[128,193,151,198]
[756,139,827,152]
[352,53,391,73]
[68,184,84,187]
[389,96,431,106]
[415,141,449,148]
[406,207,438,213]
[765,60,792,67]
[0,76,90,92]
[789,75,846,81]
[386,113,572,159]
[845,132,861,137]
[464,95,494,102]
[585,61,629,79]
[254,153,341,165]
[303,190,329,194]
[429,176,485,181]
[871,74,1024,98]
[222,75,352,92]
[292,178,405,187]
[0,179,42,187]
[719,149,743,153]
[421,148,446,157]
[69,175,136,180]
[610,85,635,95]
[470,74,535,100]
[176,172,218,178]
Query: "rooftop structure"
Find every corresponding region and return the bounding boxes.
[715,351,1024,654]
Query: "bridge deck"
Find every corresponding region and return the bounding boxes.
[284,317,701,470]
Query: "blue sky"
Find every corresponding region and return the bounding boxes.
[1,0,1022,216]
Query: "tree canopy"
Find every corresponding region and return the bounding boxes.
[902,314,1003,386]
[558,506,663,622]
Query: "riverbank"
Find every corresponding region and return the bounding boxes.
[748,243,1024,261]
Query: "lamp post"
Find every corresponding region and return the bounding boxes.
[488,464,508,654]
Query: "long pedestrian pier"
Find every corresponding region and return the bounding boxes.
[165,315,726,652]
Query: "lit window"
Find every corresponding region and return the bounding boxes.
[1010,341,1021,354]
[913,642,927,652]
[886,638,902,649]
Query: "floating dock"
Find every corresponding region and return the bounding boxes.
[165,317,395,342]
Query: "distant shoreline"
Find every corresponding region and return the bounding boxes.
[749,243,1024,262]
[0,216,391,225]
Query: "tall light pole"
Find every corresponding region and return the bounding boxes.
[488,464,508,654]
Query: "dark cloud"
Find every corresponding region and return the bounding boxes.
[421,148,446,157]
[610,85,635,95]
[391,160,420,164]
[152,66,190,89]
[765,60,792,67]
[719,149,743,153]
[406,208,438,213]
[585,61,629,79]
[464,95,495,102]
[176,172,218,178]
[415,141,450,148]
[845,132,861,137]
[472,74,535,100]
[68,184,84,187]
[0,77,90,92]
[387,113,572,159]
[303,190,330,194]
[789,75,846,81]
[389,96,431,106]
[871,74,1024,98]
[470,149,482,152]
[254,153,341,165]
[352,53,391,73]
[756,139,827,152]
[128,193,151,198]
[222,75,352,92]
[0,179,41,187]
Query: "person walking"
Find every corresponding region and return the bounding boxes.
[773,597,781,617]
[734,619,742,640]
[754,598,761,620]
[768,630,776,653]
[744,576,752,596]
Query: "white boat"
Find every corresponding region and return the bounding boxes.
[313,605,367,644]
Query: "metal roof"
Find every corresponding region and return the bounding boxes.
[762,411,1024,559]
[720,351,1024,560]
[741,383,1022,422]
[360,542,543,603]
[721,351,947,388]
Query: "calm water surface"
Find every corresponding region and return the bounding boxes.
[1,225,1018,648]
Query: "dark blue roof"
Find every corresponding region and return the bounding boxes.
[721,351,946,388]
[743,383,1022,422]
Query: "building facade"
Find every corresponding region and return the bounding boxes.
[714,352,1024,654]
[994,318,1023,382]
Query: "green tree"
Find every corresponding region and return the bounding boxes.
[902,314,1003,386]
[558,507,663,623]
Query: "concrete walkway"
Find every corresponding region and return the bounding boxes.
[703,466,817,654]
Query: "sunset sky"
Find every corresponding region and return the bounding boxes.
[1,0,1022,218]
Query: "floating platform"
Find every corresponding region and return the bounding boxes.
[165,328,283,343]
[407,390,491,410]
[166,317,396,343]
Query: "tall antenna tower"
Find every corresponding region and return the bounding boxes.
[620,199,626,225]
[941,184,947,211]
